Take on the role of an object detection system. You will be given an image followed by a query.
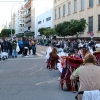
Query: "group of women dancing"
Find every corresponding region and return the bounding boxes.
[46,43,100,100]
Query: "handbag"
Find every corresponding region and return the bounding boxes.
[16,43,20,52]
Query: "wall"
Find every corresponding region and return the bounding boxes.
[35,9,53,38]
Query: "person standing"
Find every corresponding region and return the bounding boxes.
[31,38,36,55]
[70,54,100,100]
[18,38,23,55]
[12,39,17,57]
[23,37,29,57]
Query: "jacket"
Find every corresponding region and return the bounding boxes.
[70,63,100,100]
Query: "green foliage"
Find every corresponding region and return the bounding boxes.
[25,32,34,37]
[55,18,87,37]
[62,21,70,36]
[67,18,87,36]
[55,23,64,36]
[43,28,56,36]
[0,33,1,37]
[38,28,47,35]
[55,21,70,37]
[0,29,15,37]
[16,32,34,38]
[16,33,24,37]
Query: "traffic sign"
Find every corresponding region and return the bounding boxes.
[90,32,94,37]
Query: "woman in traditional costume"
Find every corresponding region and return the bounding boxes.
[60,54,83,91]
[93,50,100,66]
[48,48,59,70]
[70,54,100,100]
[45,43,53,62]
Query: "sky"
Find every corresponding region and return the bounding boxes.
[0,0,53,26]
[0,0,24,26]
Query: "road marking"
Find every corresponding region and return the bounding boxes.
[36,79,57,85]
[36,81,49,85]
[39,51,46,54]
[29,66,43,75]
[8,57,45,60]
[20,64,37,74]
[36,53,43,56]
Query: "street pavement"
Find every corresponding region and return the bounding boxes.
[0,45,77,100]
[16,45,47,58]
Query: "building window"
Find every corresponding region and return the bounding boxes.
[38,21,41,24]
[88,16,93,32]
[46,17,51,21]
[81,0,84,10]
[58,7,61,18]
[74,0,77,13]
[54,9,57,19]
[68,2,71,15]
[99,0,100,4]
[80,18,85,32]
[54,0,57,2]
[89,0,93,7]
[98,15,100,31]
[63,5,66,16]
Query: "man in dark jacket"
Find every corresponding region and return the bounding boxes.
[23,37,29,56]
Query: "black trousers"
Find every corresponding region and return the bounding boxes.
[23,48,28,56]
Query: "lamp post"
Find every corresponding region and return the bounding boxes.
[11,3,23,37]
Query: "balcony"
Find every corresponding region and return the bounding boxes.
[25,5,31,11]
[19,21,24,24]
[24,27,31,33]
[24,11,31,17]
[24,0,31,7]
[24,16,31,23]
[25,22,31,27]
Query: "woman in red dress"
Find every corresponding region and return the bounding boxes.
[49,48,59,70]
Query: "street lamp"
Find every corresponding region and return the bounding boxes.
[11,3,23,37]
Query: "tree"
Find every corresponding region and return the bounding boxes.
[67,19,87,36]
[55,22,70,37]
[1,29,15,37]
[16,33,24,37]
[62,21,70,36]
[38,28,47,35]
[0,33,1,37]
[55,23,63,36]
[25,32,34,37]
[43,28,56,36]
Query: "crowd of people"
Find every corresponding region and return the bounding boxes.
[45,39,100,100]
[0,36,37,58]
[1,36,100,99]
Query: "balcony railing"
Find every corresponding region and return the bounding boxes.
[24,16,31,23]
[25,22,31,27]
[25,5,31,11]
[24,11,31,17]
[24,0,31,6]
[19,21,24,24]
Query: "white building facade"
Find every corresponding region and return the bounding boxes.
[15,6,24,34]
[35,9,53,38]
[33,0,53,38]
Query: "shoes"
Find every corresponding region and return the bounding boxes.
[25,56,28,57]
